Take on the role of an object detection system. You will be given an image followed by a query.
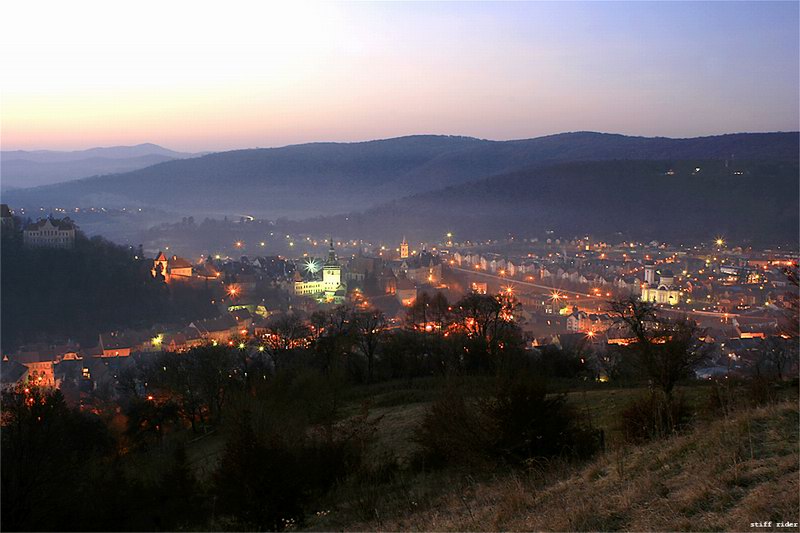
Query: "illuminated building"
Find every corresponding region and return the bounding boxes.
[151,252,194,281]
[400,236,409,259]
[641,268,681,305]
[399,251,443,285]
[293,239,347,304]
[396,276,417,306]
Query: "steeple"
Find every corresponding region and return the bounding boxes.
[400,236,409,259]
[326,237,337,265]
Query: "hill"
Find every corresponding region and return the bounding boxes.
[0,224,216,351]
[295,158,799,245]
[4,132,796,220]
[0,143,205,189]
[333,401,798,532]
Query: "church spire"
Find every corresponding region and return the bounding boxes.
[326,236,337,264]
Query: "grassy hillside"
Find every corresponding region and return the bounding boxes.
[310,399,799,531]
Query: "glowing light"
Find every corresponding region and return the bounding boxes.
[238,342,246,349]
[715,237,725,246]
[227,285,239,297]
[303,258,321,274]
[151,334,164,347]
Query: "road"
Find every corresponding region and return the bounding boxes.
[452,265,769,322]
[452,266,605,300]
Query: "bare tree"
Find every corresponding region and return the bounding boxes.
[264,313,310,371]
[312,305,356,375]
[607,296,709,397]
[353,309,386,383]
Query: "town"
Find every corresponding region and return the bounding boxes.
[2,205,796,401]
[2,2,798,530]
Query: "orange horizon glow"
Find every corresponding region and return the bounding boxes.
[2,1,798,152]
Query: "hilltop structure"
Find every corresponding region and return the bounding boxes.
[23,217,76,248]
[152,252,194,281]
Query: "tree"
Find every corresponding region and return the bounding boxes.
[353,309,386,383]
[191,344,236,422]
[265,313,310,371]
[311,306,356,375]
[758,336,797,381]
[1,387,114,531]
[405,291,432,330]
[146,352,204,432]
[607,296,708,397]
[453,292,523,364]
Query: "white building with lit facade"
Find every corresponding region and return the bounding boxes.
[293,239,347,304]
[23,217,76,248]
[641,267,682,305]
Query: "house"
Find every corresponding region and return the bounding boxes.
[1,204,13,229]
[402,252,443,285]
[163,327,205,352]
[169,256,194,278]
[506,261,517,277]
[23,217,76,248]
[396,277,417,306]
[1,359,29,391]
[566,309,588,333]
[471,281,488,295]
[230,308,254,334]
[376,266,397,295]
[191,315,240,343]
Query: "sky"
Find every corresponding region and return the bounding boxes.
[1,1,798,152]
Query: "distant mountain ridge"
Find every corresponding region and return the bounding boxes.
[1,143,207,189]
[298,158,799,245]
[4,131,796,220]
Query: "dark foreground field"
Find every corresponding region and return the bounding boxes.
[176,378,798,532]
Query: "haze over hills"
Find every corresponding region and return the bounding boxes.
[3,131,797,220]
[294,158,799,245]
[0,143,206,190]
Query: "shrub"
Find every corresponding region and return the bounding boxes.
[619,391,692,444]
[213,398,378,530]
[415,377,602,468]
[486,378,602,462]
[414,385,493,467]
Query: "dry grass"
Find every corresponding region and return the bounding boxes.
[314,401,799,532]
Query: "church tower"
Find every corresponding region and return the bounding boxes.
[152,251,169,281]
[400,236,409,259]
[323,237,342,292]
